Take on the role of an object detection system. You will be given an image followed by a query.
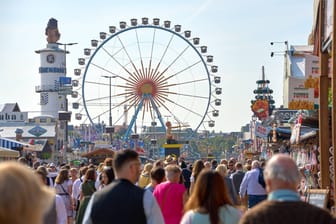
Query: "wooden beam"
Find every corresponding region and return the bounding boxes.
[332,0,336,203]
[319,0,331,189]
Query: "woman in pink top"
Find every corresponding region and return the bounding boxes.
[154,164,187,224]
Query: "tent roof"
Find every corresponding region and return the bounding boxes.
[0,147,20,158]
[81,148,115,158]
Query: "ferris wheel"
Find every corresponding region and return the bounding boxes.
[72,18,222,140]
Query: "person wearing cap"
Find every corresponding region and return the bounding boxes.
[46,163,58,187]
[164,155,177,166]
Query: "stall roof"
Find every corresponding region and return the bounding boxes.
[0,147,20,158]
[81,148,115,158]
[0,137,30,149]
[0,125,56,138]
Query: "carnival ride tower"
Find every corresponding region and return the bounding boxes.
[251,66,275,120]
[35,18,71,118]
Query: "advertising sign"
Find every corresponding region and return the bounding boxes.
[323,0,333,49]
[287,54,319,110]
[251,100,269,120]
[255,122,270,139]
[273,109,298,123]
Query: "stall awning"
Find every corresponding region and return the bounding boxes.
[0,137,29,149]
[24,139,48,152]
[0,147,20,158]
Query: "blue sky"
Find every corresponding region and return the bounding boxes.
[0,0,313,133]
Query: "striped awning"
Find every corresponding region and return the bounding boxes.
[0,137,29,149]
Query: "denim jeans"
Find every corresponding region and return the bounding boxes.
[248,194,267,208]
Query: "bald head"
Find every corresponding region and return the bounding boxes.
[264,154,300,192]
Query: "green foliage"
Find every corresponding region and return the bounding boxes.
[328,88,332,107]
[191,134,238,158]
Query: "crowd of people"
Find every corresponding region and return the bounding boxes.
[0,150,335,224]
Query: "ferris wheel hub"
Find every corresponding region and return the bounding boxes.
[136,79,158,96]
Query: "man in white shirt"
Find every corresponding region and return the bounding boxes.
[83,150,164,224]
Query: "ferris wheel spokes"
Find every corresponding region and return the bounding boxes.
[76,19,222,139]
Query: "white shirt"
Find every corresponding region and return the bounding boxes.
[47,172,58,188]
[72,178,82,200]
[83,189,164,224]
[55,194,67,224]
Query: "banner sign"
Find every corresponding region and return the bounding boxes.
[255,122,270,139]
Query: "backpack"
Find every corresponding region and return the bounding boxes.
[258,167,266,188]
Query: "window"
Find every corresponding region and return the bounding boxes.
[40,118,47,123]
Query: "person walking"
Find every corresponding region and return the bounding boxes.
[180,160,192,192]
[230,162,245,203]
[83,149,164,224]
[239,160,267,208]
[189,160,205,194]
[72,166,88,218]
[239,154,335,224]
[98,167,115,190]
[54,169,73,224]
[216,164,238,205]
[181,170,241,224]
[154,164,187,224]
[75,168,97,224]
[138,162,153,188]
[0,162,54,224]
[144,167,166,193]
[35,169,67,224]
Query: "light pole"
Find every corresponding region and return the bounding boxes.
[251,115,258,153]
[57,42,77,161]
[101,75,117,145]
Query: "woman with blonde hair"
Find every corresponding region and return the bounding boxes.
[216,164,239,205]
[138,162,153,188]
[0,161,54,224]
[55,168,73,224]
[181,170,241,224]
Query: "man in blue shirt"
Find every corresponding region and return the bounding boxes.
[239,160,267,208]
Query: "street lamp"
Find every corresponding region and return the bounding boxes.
[57,42,78,161]
[270,40,290,79]
[251,115,258,152]
[101,75,117,145]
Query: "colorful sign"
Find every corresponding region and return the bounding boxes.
[273,109,298,123]
[287,54,319,110]
[252,99,269,120]
[255,122,270,139]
